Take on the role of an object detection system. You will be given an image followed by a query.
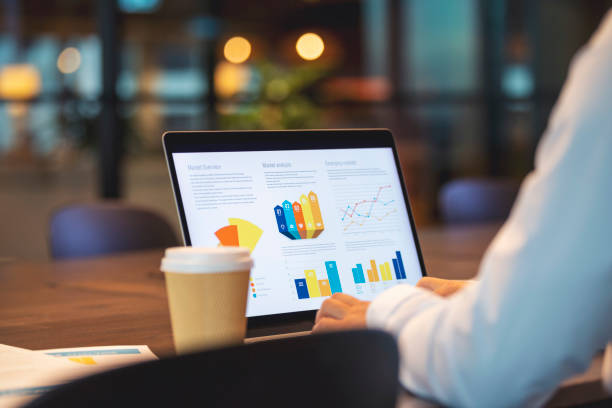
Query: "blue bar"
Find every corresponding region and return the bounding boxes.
[325,261,343,294]
[282,200,301,239]
[395,251,406,279]
[352,264,366,284]
[352,267,367,284]
[274,205,294,239]
[294,278,309,299]
[45,349,140,357]
[392,258,402,280]
[356,264,366,283]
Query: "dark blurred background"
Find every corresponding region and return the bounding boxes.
[1,0,611,260]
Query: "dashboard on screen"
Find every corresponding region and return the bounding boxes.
[172,147,422,317]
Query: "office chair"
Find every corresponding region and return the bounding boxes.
[49,201,179,259]
[25,330,399,408]
[439,178,520,224]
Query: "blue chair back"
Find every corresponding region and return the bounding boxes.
[439,178,519,224]
[49,202,179,259]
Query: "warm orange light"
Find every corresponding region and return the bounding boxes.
[57,47,81,74]
[0,64,42,100]
[214,62,250,98]
[296,33,324,61]
[223,36,252,64]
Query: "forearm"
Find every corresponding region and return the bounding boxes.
[367,269,609,407]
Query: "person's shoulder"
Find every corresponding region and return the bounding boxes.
[588,8,612,50]
[562,10,612,120]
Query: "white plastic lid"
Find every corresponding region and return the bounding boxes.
[160,246,253,274]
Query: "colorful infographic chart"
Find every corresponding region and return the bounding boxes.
[294,261,343,299]
[351,251,407,284]
[215,218,263,252]
[274,191,324,240]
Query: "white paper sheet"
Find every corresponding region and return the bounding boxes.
[36,345,158,372]
[0,344,157,408]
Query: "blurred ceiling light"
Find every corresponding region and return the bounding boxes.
[296,33,324,61]
[502,64,534,98]
[0,64,42,100]
[118,0,162,13]
[224,36,252,64]
[57,47,81,74]
[214,62,250,98]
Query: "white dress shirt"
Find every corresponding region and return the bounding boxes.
[367,9,612,407]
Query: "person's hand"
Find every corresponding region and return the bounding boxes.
[312,293,370,333]
[416,277,469,297]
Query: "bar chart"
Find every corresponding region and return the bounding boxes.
[351,251,407,284]
[294,261,343,299]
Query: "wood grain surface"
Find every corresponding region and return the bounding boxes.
[0,223,608,406]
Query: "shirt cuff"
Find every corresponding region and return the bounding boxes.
[366,284,426,329]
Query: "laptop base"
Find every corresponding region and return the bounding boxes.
[244,330,311,344]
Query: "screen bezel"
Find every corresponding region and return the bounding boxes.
[162,129,427,335]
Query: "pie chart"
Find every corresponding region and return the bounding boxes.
[215,218,263,252]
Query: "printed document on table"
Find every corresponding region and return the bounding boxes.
[0,344,157,408]
[0,344,97,408]
[35,345,158,372]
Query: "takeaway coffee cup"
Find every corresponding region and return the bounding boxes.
[160,247,253,354]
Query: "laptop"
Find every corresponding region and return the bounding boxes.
[163,129,427,340]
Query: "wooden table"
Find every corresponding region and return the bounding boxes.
[0,224,608,406]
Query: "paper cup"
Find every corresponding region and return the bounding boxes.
[161,247,253,354]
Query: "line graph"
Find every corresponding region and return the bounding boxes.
[336,184,400,234]
[341,208,397,231]
[339,185,392,221]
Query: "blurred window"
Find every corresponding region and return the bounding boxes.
[402,0,481,93]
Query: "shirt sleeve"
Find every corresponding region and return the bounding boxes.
[367,9,612,407]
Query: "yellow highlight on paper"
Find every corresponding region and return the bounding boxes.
[68,356,97,365]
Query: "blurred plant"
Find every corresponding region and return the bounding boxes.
[218,61,329,130]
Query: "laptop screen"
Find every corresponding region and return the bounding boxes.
[171,147,423,317]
